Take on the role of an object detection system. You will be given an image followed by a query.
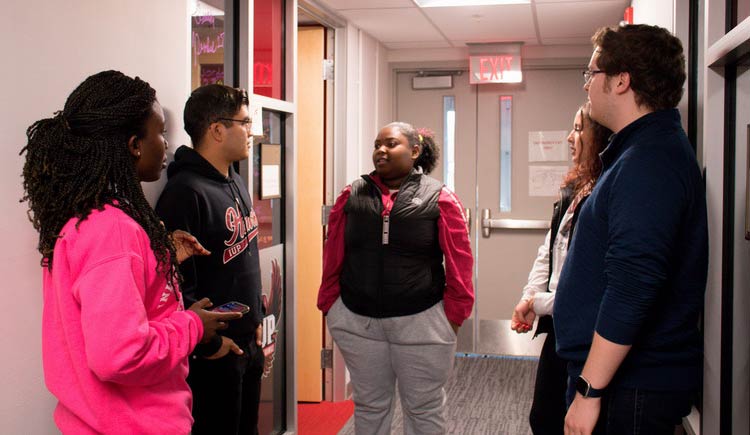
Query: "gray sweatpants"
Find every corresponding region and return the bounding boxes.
[327,298,457,435]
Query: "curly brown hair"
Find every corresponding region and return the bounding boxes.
[562,103,612,194]
[592,24,685,111]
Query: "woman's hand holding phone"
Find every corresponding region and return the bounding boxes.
[188,298,243,343]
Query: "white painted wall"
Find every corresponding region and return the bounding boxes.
[334,24,391,190]
[632,0,674,30]
[1,1,190,432]
[359,33,380,173]
[632,0,691,134]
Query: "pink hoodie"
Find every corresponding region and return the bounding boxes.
[42,205,203,434]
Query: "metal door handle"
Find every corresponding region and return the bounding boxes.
[464,208,471,231]
[481,208,549,238]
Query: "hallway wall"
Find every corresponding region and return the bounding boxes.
[334,23,391,192]
[1,1,192,432]
[732,65,750,435]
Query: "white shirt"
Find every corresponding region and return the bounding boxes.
[520,199,578,316]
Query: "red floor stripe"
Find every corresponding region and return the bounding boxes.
[297,400,354,435]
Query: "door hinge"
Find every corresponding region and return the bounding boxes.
[321,349,333,369]
[322,59,334,81]
[322,205,333,226]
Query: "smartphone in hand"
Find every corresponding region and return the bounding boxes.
[211,301,250,315]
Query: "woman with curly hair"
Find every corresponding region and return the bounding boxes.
[510,102,611,435]
[318,122,474,434]
[21,70,239,434]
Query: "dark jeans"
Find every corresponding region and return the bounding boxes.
[565,372,695,435]
[530,328,567,435]
[188,337,265,435]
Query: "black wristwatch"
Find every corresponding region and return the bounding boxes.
[575,375,605,398]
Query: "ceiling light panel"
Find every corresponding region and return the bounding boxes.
[416,0,530,7]
[320,0,414,9]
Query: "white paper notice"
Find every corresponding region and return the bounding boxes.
[529,166,569,197]
[262,165,280,197]
[528,130,569,162]
[250,102,263,136]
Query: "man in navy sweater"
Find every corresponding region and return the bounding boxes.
[554,24,707,435]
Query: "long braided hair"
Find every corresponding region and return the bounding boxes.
[20,70,178,283]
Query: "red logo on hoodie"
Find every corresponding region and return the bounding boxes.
[261,259,283,377]
[223,206,259,264]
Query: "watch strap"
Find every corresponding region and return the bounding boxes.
[576,375,605,398]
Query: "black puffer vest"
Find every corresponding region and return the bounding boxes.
[340,170,446,318]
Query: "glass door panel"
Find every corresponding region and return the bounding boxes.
[190,1,227,90]
[254,0,285,99]
[253,110,286,435]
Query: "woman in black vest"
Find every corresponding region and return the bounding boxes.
[510,103,611,435]
[318,122,474,434]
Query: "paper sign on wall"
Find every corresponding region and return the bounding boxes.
[528,131,569,162]
[260,143,282,199]
[529,166,570,197]
[262,165,280,197]
[250,102,263,136]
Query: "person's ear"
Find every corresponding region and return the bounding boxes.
[615,72,631,95]
[127,135,141,159]
[411,143,421,160]
[208,121,225,143]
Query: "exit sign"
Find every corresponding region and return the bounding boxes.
[469,55,522,84]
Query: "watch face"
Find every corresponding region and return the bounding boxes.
[575,375,590,396]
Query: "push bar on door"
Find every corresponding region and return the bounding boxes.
[481,208,549,237]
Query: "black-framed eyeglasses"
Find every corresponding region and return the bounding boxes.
[215,117,252,129]
[582,69,605,83]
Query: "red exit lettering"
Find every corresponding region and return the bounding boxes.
[477,56,514,81]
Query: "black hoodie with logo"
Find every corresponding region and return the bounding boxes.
[156,145,263,356]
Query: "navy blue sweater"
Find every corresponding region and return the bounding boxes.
[553,109,707,391]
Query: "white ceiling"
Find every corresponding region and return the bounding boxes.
[311,0,631,49]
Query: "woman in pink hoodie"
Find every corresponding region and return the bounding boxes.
[20,70,240,434]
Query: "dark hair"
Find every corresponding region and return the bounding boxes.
[184,84,249,147]
[592,24,685,111]
[20,70,177,282]
[562,102,612,194]
[385,122,440,175]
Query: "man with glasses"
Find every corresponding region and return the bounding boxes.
[554,24,707,435]
[156,84,264,435]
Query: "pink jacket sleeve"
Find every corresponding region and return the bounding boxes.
[438,187,475,325]
[75,254,202,386]
[317,186,351,314]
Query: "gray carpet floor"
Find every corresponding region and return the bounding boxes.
[338,355,537,435]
